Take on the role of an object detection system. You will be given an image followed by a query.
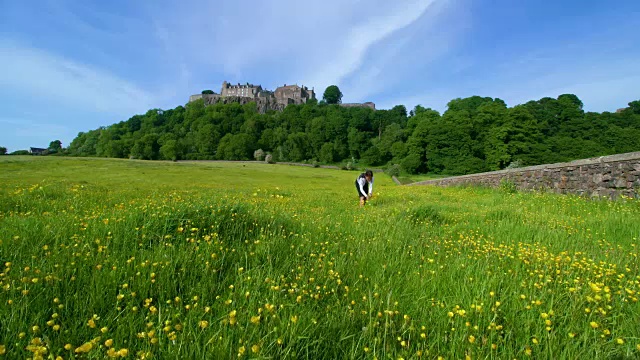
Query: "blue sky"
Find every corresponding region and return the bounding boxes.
[1,0,638,152]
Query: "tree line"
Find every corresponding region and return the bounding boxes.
[18,87,640,175]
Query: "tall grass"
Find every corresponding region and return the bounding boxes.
[0,156,638,359]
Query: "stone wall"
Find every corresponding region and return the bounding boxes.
[409,151,640,199]
[189,94,203,102]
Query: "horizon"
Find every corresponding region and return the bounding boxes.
[1,0,639,152]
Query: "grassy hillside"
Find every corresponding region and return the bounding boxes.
[0,156,639,359]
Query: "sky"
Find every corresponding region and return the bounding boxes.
[0,0,639,152]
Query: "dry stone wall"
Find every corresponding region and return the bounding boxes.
[409,152,640,199]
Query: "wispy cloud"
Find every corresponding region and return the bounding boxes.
[147,0,460,98]
[302,0,440,91]
[0,40,156,115]
[340,0,469,103]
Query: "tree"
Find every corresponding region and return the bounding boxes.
[160,139,180,161]
[10,150,30,155]
[48,140,62,152]
[347,127,369,159]
[202,90,215,94]
[283,132,311,161]
[557,94,583,111]
[496,106,546,166]
[318,142,335,163]
[400,153,422,174]
[0,146,6,155]
[196,123,221,156]
[216,133,256,160]
[361,145,384,166]
[131,133,160,160]
[322,85,343,104]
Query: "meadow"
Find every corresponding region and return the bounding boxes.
[0,156,639,359]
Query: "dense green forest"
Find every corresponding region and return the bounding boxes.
[64,93,640,175]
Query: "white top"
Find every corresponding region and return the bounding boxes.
[357,175,373,198]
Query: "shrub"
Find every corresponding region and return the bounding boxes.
[499,178,517,193]
[385,164,402,177]
[400,154,422,174]
[254,149,265,161]
[265,154,274,164]
[506,160,523,169]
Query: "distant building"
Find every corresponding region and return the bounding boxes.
[274,84,315,106]
[189,81,316,112]
[221,81,263,98]
[30,147,46,155]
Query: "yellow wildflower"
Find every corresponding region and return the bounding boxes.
[75,342,93,353]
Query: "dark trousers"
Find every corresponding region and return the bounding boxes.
[355,181,369,198]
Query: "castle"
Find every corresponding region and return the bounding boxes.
[189,81,374,113]
[189,82,315,113]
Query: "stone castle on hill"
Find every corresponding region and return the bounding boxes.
[189,81,375,113]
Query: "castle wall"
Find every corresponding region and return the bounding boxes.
[191,81,368,113]
[408,151,640,199]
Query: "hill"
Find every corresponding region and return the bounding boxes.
[66,95,640,175]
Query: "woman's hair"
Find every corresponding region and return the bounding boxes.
[365,170,373,177]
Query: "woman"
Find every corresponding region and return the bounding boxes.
[355,170,374,206]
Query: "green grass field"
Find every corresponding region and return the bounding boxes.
[1,156,639,359]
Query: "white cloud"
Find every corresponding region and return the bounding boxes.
[0,40,156,115]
